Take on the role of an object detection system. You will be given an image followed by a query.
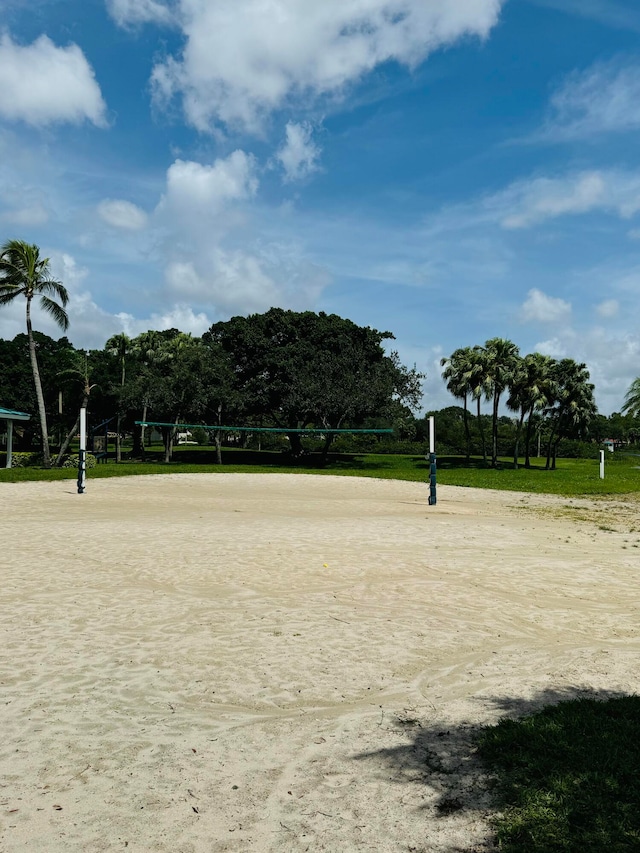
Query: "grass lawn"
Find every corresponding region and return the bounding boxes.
[478,696,640,853]
[1,446,638,496]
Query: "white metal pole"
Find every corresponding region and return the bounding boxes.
[599,449,605,480]
[428,416,436,505]
[78,407,87,493]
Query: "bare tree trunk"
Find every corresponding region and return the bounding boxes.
[55,391,90,466]
[491,392,500,468]
[462,395,471,461]
[163,416,179,463]
[116,360,125,463]
[115,418,121,463]
[513,410,526,469]
[26,298,51,467]
[215,403,223,464]
[476,397,487,463]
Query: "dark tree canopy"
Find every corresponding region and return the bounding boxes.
[204,308,423,434]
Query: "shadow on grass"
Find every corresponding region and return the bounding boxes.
[353,687,640,853]
[141,447,402,471]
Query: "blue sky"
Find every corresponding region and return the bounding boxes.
[0,0,639,414]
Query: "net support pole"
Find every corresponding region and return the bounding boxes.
[77,407,87,494]
[599,449,605,480]
[428,415,437,506]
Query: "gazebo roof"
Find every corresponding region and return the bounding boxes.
[0,406,31,421]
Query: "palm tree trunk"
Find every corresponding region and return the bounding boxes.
[55,392,89,465]
[462,394,471,461]
[524,407,534,468]
[215,402,223,464]
[513,409,526,469]
[116,359,125,463]
[26,297,51,467]
[476,397,487,462]
[491,391,500,467]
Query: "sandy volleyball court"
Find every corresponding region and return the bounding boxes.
[1,473,639,852]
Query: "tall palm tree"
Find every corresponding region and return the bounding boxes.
[481,337,520,468]
[105,332,131,462]
[544,359,596,469]
[469,345,491,463]
[507,352,555,468]
[622,377,640,419]
[441,346,475,459]
[54,351,97,466]
[483,338,520,468]
[0,240,69,467]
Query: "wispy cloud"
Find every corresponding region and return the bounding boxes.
[527,0,640,34]
[276,122,322,183]
[542,58,640,140]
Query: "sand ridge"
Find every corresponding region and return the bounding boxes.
[1,474,639,851]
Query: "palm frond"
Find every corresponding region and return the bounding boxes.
[0,288,24,304]
[40,295,70,331]
[40,279,69,305]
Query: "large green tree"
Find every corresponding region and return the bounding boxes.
[205,309,423,458]
[0,240,69,467]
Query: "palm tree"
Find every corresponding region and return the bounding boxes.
[441,346,475,459]
[481,337,520,468]
[54,351,97,466]
[469,346,490,463]
[544,359,596,469]
[105,332,131,462]
[622,377,640,419]
[0,240,69,467]
[507,352,555,468]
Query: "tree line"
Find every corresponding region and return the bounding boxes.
[0,241,423,465]
[440,340,603,470]
[1,240,638,469]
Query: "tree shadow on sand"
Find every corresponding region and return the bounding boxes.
[352,686,640,853]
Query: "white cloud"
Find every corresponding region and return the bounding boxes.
[521,288,571,324]
[544,59,640,139]
[596,299,619,318]
[276,122,321,182]
[107,0,175,27]
[0,33,107,127]
[150,0,504,132]
[97,199,148,230]
[164,247,329,315]
[152,149,331,315]
[492,170,640,229]
[158,151,258,220]
[116,305,212,338]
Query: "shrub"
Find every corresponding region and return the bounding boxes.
[59,453,97,469]
[7,452,43,468]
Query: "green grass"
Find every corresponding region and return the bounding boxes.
[0,447,638,496]
[478,696,640,852]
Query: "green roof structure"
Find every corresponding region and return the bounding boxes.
[1,406,31,469]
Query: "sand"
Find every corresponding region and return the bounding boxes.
[1,473,639,852]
